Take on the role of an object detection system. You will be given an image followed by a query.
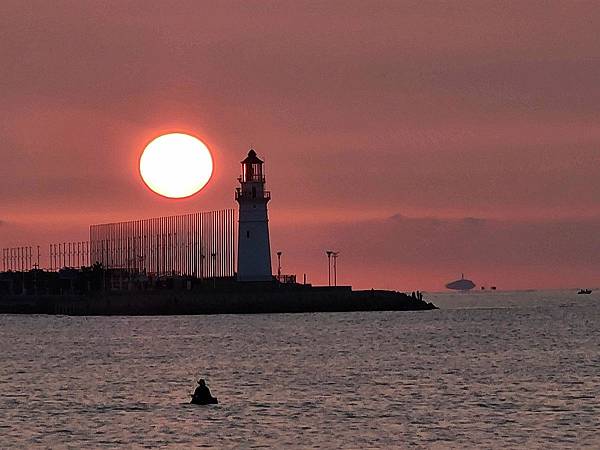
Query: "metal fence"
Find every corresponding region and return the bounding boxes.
[89,209,235,278]
[48,241,90,270]
[2,246,40,271]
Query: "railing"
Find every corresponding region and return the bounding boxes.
[277,274,296,284]
[238,175,266,183]
[235,189,271,201]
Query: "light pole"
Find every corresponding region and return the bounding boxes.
[326,250,333,286]
[332,252,339,286]
[277,251,282,282]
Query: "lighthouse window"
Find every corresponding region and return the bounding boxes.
[246,230,250,238]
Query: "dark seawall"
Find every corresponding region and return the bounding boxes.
[0,287,436,315]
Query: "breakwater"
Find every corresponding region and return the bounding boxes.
[0,286,436,315]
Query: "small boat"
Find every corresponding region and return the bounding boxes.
[190,395,218,405]
[577,289,592,295]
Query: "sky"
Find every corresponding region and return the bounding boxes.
[1,1,599,290]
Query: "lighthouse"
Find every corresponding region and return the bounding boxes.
[235,149,273,282]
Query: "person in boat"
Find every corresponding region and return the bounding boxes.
[192,379,216,404]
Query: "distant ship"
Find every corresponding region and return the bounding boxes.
[445,274,476,291]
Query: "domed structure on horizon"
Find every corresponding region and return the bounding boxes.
[445,274,476,291]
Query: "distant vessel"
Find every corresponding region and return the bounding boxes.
[577,289,592,295]
[445,274,476,291]
[481,285,497,291]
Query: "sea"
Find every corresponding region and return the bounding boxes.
[0,289,598,449]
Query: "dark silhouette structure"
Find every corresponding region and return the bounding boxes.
[191,379,218,405]
[0,266,437,314]
[445,274,476,291]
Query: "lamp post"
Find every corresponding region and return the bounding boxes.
[326,250,333,286]
[277,251,282,282]
[332,252,339,286]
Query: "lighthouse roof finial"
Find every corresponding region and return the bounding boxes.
[242,148,263,164]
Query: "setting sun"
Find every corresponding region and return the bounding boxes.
[139,133,213,198]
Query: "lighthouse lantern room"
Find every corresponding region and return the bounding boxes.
[235,149,273,282]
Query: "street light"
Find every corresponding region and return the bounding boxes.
[326,250,333,286]
[332,252,339,286]
[277,251,282,282]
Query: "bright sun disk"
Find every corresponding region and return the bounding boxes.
[139,133,213,198]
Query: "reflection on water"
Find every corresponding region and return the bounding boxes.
[0,290,598,448]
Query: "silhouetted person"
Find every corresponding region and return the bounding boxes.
[194,379,211,399]
[191,379,218,404]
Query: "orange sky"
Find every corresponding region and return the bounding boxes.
[1,1,599,290]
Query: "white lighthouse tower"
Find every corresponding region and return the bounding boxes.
[235,149,273,282]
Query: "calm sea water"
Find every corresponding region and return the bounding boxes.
[1,290,599,449]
